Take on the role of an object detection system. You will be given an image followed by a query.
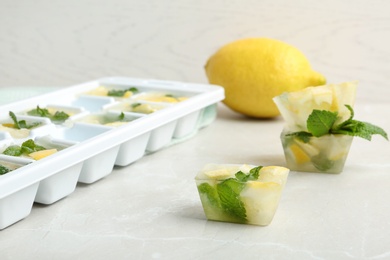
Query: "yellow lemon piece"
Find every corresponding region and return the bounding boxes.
[155,96,178,103]
[88,86,109,96]
[205,38,326,118]
[195,163,249,181]
[289,143,311,164]
[2,123,15,128]
[245,180,280,190]
[132,104,156,114]
[47,108,74,117]
[0,126,30,139]
[104,121,128,127]
[123,91,133,98]
[177,97,188,102]
[204,169,232,180]
[29,149,57,160]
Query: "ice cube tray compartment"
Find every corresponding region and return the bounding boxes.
[21,104,88,124]
[0,77,224,229]
[0,114,56,139]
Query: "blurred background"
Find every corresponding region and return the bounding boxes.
[0,0,389,104]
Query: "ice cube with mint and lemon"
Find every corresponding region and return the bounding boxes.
[195,164,289,226]
[273,81,388,173]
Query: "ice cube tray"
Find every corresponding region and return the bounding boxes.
[0,77,224,229]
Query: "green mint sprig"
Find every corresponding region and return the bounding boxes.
[288,105,388,142]
[9,111,41,129]
[27,106,70,123]
[51,111,70,122]
[102,112,127,125]
[197,166,263,223]
[235,166,262,182]
[27,106,51,118]
[107,87,139,97]
[0,164,11,175]
[3,139,46,157]
[131,103,142,108]
[165,94,180,101]
[118,112,125,121]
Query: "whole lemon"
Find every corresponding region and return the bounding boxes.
[205,38,326,118]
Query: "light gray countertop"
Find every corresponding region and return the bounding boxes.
[1,1,390,259]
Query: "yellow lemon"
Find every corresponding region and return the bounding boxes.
[29,149,57,160]
[205,38,326,118]
[289,144,311,164]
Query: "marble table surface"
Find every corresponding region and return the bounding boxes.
[1,0,390,259]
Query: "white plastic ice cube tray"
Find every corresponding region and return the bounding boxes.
[0,77,224,229]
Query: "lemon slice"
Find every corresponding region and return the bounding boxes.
[122,91,132,98]
[88,86,109,96]
[203,169,232,179]
[29,149,57,160]
[196,164,246,180]
[132,104,156,114]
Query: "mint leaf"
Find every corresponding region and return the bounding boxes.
[102,112,128,124]
[311,153,334,171]
[217,178,247,222]
[107,87,139,97]
[131,103,141,108]
[354,121,388,141]
[334,120,388,141]
[234,171,247,182]
[344,104,354,122]
[52,111,69,122]
[248,166,262,180]
[9,111,21,129]
[3,139,46,157]
[129,87,139,93]
[286,132,313,143]
[3,145,22,156]
[9,111,41,129]
[331,105,388,141]
[27,106,51,118]
[235,166,262,182]
[197,180,247,223]
[17,120,29,129]
[27,106,69,123]
[21,139,46,154]
[107,89,126,97]
[331,104,354,131]
[307,110,338,137]
[197,166,264,223]
[288,105,388,141]
[197,182,221,208]
[0,165,11,175]
[118,112,125,121]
